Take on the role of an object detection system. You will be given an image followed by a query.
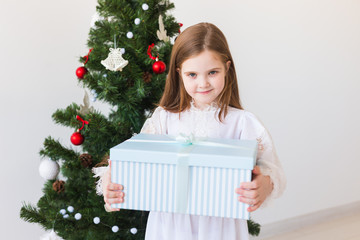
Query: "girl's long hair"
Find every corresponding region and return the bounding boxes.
[159,22,243,121]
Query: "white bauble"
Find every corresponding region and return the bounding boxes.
[134,18,141,25]
[67,206,74,213]
[93,217,100,224]
[59,209,66,215]
[74,213,82,220]
[112,226,119,233]
[126,32,133,39]
[142,3,149,10]
[130,228,138,234]
[39,159,60,180]
[120,48,125,54]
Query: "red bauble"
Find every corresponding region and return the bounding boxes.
[71,132,84,145]
[76,66,88,79]
[152,60,166,74]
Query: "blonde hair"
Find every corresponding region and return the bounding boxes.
[159,22,243,121]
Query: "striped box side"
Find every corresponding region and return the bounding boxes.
[112,162,251,219]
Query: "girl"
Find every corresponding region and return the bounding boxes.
[98,22,286,240]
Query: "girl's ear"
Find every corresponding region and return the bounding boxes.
[226,61,231,72]
[176,67,180,73]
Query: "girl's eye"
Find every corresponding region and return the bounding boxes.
[209,71,218,76]
[188,73,197,78]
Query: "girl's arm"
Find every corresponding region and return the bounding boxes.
[236,112,286,212]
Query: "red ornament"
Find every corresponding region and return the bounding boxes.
[71,131,84,145]
[152,60,166,74]
[76,66,88,79]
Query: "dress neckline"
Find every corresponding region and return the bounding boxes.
[189,100,219,112]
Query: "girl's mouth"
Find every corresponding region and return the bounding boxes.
[197,89,212,94]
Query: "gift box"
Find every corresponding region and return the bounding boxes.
[110,133,257,219]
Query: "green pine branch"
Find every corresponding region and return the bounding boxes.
[40,137,79,161]
[248,218,261,236]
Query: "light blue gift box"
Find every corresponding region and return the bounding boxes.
[110,133,257,219]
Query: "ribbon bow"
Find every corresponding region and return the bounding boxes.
[76,115,89,131]
[175,133,196,145]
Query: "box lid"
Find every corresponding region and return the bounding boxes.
[110,133,257,169]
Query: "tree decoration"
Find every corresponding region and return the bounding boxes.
[93,217,100,224]
[75,49,93,79]
[78,91,95,115]
[101,39,129,72]
[134,18,141,25]
[70,132,84,146]
[52,180,65,193]
[152,60,166,74]
[178,23,183,33]
[74,213,82,220]
[147,43,166,74]
[70,115,89,146]
[142,3,149,10]
[157,15,169,42]
[67,206,74,213]
[143,72,152,83]
[75,67,87,79]
[126,32,134,39]
[130,228,138,235]
[79,153,93,168]
[90,89,98,102]
[39,159,60,180]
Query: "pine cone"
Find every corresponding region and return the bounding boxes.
[53,180,65,193]
[143,72,152,83]
[79,153,93,168]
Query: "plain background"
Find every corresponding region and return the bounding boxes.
[1,0,359,239]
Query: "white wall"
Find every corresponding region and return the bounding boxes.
[1,0,359,238]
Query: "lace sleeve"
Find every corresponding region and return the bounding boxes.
[240,111,286,207]
[92,166,109,196]
[141,118,157,134]
[256,129,286,207]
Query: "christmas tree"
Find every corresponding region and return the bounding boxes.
[20,0,260,238]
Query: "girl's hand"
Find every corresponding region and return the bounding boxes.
[103,161,124,212]
[235,166,273,212]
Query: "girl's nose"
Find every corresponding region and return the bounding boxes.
[198,76,210,88]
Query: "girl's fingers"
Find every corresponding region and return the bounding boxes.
[105,203,120,212]
[105,190,124,199]
[237,196,260,206]
[107,183,123,191]
[247,202,261,212]
[105,197,124,205]
[235,188,259,199]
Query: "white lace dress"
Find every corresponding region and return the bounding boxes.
[94,103,286,240]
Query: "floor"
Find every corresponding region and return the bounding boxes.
[259,212,360,240]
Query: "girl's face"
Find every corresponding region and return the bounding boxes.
[179,50,230,110]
